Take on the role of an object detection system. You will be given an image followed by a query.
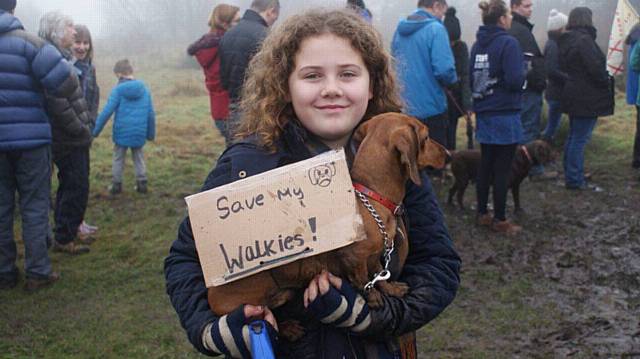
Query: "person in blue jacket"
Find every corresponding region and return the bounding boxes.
[93,59,156,195]
[391,0,457,150]
[470,0,525,235]
[0,0,89,290]
[626,24,640,169]
[165,9,460,359]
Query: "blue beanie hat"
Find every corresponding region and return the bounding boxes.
[0,0,16,11]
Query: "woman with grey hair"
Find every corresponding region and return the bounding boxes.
[38,11,94,255]
[38,11,76,56]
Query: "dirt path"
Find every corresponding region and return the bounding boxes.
[434,169,640,357]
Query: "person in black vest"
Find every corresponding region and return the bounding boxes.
[558,7,613,191]
[219,0,280,139]
[508,0,555,180]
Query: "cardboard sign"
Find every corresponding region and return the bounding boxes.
[185,149,364,287]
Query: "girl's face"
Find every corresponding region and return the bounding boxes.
[288,33,372,149]
[72,37,91,60]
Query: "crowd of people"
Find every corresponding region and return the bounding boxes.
[0,0,155,291]
[0,0,635,357]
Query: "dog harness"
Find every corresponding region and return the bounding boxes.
[352,182,404,292]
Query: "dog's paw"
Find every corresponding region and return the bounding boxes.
[379,280,409,298]
[366,288,385,309]
[280,320,306,342]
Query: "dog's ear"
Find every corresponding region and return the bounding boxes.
[395,127,422,186]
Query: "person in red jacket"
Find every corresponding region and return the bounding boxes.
[188,4,241,145]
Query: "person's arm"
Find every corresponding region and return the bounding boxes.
[362,174,461,338]
[93,87,120,137]
[578,37,609,88]
[430,25,458,86]
[146,90,156,141]
[502,38,526,91]
[545,41,568,84]
[90,66,100,130]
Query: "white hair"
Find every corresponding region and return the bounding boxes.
[38,11,73,48]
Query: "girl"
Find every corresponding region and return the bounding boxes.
[470,0,525,235]
[558,7,613,191]
[188,4,241,145]
[72,24,100,243]
[165,9,460,359]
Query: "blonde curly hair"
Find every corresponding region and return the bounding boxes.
[235,9,403,150]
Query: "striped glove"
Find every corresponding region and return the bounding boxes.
[201,305,277,359]
[307,278,372,333]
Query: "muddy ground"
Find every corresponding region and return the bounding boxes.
[430,163,640,357]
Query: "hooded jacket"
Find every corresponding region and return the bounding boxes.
[188,29,230,120]
[219,10,269,102]
[392,9,457,119]
[558,26,613,117]
[543,31,568,101]
[470,25,525,115]
[164,121,461,358]
[0,10,88,152]
[626,26,640,105]
[508,13,546,93]
[93,79,156,148]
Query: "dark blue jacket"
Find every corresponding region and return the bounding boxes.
[0,11,81,151]
[73,59,100,123]
[219,10,268,102]
[543,32,567,102]
[164,122,461,358]
[470,25,525,116]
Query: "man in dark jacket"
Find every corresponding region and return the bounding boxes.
[219,0,280,104]
[0,1,85,291]
[38,11,93,255]
[508,0,553,179]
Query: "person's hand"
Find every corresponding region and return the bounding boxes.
[202,304,278,359]
[303,270,371,333]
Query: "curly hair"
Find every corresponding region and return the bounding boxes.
[236,9,403,150]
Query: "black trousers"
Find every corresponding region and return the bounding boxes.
[54,147,90,245]
[476,143,516,221]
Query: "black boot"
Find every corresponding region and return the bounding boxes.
[136,180,148,194]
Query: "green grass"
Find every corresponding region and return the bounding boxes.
[1,61,638,357]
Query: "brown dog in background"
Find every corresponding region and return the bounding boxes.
[448,139,555,212]
[207,113,449,321]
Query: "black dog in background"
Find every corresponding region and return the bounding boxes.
[448,140,556,212]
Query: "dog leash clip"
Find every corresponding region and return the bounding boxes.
[364,269,391,292]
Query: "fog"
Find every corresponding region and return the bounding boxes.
[13,0,635,59]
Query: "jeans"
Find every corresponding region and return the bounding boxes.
[54,147,90,245]
[542,99,563,142]
[112,145,146,183]
[423,112,448,148]
[563,116,597,188]
[0,145,53,279]
[477,143,517,221]
[634,106,640,167]
[520,91,544,176]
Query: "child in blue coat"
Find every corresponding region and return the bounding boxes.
[93,59,156,194]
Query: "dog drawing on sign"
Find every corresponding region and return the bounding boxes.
[207,113,449,336]
[308,163,336,187]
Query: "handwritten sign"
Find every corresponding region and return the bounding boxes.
[185,149,364,287]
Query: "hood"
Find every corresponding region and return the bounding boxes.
[476,25,509,47]
[561,25,597,47]
[396,9,439,37]
[117,79,146,100]
[0,10,23,34]
[626,25,640,45]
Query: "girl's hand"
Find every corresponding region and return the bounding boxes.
[244,304,279,331]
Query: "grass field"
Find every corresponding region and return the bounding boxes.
[1,59,638,358]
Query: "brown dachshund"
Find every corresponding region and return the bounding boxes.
[207,113,449,320]
[447,139,556,212]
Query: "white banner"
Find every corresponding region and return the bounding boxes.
[608,0,640,75]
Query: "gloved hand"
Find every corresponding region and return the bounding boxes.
[202,304,278,359]
[304,271,372,333]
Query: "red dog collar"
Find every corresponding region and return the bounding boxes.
[353,182,404,216]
